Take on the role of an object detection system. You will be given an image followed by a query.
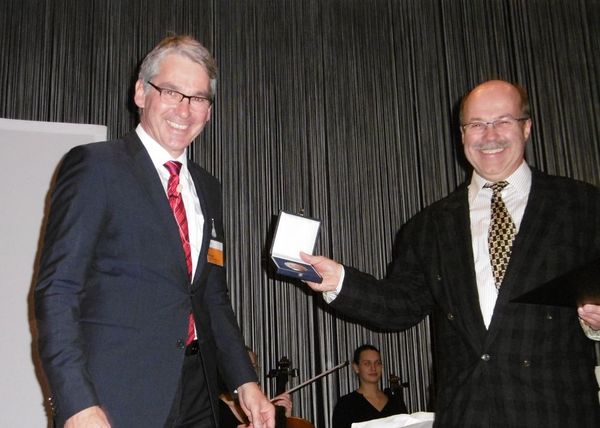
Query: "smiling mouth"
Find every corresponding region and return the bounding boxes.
[475,141,508,154]
[167,120,188,130]
[480,147,504,154]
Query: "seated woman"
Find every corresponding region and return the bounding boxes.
[332,344,407,428]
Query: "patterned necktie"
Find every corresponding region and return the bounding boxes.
[164,161,196,344]
[486,181,516,290]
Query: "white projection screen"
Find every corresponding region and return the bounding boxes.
[0,118,107,427]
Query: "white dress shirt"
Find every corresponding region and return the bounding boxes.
[136,124,204,279]
[468,161,531,328]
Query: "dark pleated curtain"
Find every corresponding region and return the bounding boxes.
[2,0,598,426]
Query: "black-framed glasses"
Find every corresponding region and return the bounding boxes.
[147,81,213,111]
[462,116,529,134]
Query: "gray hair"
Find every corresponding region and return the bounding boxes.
[138,35,218,98]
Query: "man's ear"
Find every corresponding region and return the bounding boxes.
[133,79,146,109]
[205,104,213,122]
[523,118,532,141]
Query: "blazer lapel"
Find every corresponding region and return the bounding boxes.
[435,187,488,350]
[486,171,553,338]
[124,133,190,282]
[187,165,212,289]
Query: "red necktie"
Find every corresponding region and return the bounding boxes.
[164,161,196,345]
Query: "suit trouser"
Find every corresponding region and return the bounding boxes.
[165,347,215,428]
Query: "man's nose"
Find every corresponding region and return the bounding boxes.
[175,98,192,116]
[482,123,500,138]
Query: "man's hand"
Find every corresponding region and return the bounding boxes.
[578,304,600,330]
[236,382,275,428]
[64,406,111,428]
[299,252,342,292]
[271,392,292,417]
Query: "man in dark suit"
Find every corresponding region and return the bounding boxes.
[35,35,274,428]
[301,80,600,426]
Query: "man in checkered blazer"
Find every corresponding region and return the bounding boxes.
[302,80,600,427]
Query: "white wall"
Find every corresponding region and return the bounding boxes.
[0,118,107,427]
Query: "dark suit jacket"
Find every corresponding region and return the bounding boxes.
[332,169,600,427]
[35,132,255,427]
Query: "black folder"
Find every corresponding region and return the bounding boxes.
[511,258,600,307]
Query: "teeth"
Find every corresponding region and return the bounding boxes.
[481,147,503,154]
[167,120,188,130]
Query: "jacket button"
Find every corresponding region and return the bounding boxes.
[481,354,491,362]
[176,339,185,349]
[521,360,531,367]
[447,313,455,320]
[47,397,56,415]
[436,275,442,281]
[545,313,553,320]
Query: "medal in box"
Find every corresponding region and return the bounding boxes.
[270,211,322,283]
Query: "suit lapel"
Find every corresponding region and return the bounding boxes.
[486,171,553,338]
[187,164,212,288]
[435,187,488,350]
[124,132,191,282]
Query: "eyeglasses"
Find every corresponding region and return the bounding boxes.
[147,81,213,111]
[462,116,529,134]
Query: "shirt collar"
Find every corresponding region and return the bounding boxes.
[136,124,188,174]
[468,160,532,204]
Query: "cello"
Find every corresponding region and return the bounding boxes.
[384,373,409,414]
[267,356,316,428]
[387,373,409,395]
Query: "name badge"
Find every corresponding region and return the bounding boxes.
[207,239,224,266]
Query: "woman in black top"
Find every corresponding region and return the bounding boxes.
[332,345,407,428]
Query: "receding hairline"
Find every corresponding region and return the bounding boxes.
[459,80,530,124]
